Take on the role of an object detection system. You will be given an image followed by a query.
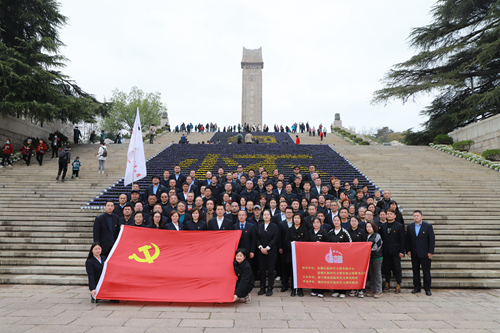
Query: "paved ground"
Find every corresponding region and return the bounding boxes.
[1,285,500,332]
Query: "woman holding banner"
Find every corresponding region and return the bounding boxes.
[256,210,280,297]
[308,217,329,298]
[289,214,309,297]
[85,243,105,303]
[233,248,254,304]
[328,215,352,298]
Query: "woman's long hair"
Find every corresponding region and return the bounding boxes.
[86,243,101,262]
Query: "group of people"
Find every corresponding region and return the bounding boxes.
[88,163,435,303]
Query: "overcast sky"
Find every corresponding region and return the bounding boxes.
[58,0,437,133]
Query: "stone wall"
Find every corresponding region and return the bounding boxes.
[448,114,500,153]
[0,114,72,149]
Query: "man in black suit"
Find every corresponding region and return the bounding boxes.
[112,193,128,218]
[126,182,144,202]
[177,182,191,202]
[407,210,435,296]
[207,204,233,230]
[200,171,213,188]
[380,209,406,293]
[282,184,297,205]
[288,165,302,185]
[234,210,257,259]
[144,175,168,201]
[240,180,259,204]
[185,176,200,197]
[303,164,316,182]
[93,201,121,256]
[218,182,239,205]
[169,165,186,189]
[278,206,294,292]
[160,170,170,187]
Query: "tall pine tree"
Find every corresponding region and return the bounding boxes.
[0,0,109,124]
[373,0,500,144]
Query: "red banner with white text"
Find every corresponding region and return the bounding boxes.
[291,242,371,289]
[96,226,241,302]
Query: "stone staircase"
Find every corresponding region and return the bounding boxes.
[0,131,205,285]
[1,132,499,288]
[334,145,500,288]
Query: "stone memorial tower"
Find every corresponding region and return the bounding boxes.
[241,47,263,127]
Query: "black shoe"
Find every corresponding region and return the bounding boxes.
[298,289,304,297]
[91,297,96,303]
[258,288,266,295]
[280,286,288,292]
[56,176,59,180]
[425,290,432,296]
[290,289,296,297]
[266,288,273,297]
[411,288,421,294]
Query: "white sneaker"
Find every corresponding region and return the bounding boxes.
[349,290,357,297]
[245,294,251,304]
[318,294,324,298]
[331,292,339,297]
[339,294,346,299]
[311,292,317,296]
[0,165,3,168]
[275,276,281,281]
[358,291,365,298]
[7,165,12,167]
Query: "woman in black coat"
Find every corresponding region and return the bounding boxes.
[256,209,280,297]
[308,217,329,297]
[233,248,255,304]
[85,243,106,303]
[328,215,352,298]
[289,213,309,297]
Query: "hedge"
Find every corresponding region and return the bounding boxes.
[482,149,500,161]
[452,140,474,152]
[433,134,453,145]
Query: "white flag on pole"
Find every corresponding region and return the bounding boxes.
[125,108,147,186]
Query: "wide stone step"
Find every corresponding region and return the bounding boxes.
[0,265,86,275]
[0,235,91,242]
[0,244,91,251]
[0,250,87,258]
[0,226,92,232]
[0,274,87,285]
[0,258,84,266]
[0,221,94,227]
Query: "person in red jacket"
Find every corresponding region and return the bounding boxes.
[36,139,48,166]
[295,135,300,145]
[1,139,14,167]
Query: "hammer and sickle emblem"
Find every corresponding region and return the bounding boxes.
[128,243,160,264]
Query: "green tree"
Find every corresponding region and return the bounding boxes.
[0,0,109,124]
[373,0,500,144]
[102,87,167,136]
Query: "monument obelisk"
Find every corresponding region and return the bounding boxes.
[241,47,263,127]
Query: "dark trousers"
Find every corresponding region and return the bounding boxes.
[74,137,79,144]
[52,147,58,158]
[57,162,68,179]
[383,254,402,284]
[1,154,11,166]
[235,282,254,298]
[72,170,79,177]
[36,152,44,166]
[281,260,292,289]
[24,153,32,166]
[150,135,154,144]
[411,256,432,291]
[257,252,277,289]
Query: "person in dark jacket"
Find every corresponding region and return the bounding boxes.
[256,210,280,297]
[233,248,255,304]
[346,216,368,298]
[406,210,435,296]
[36,139,47,166]
[328,215,352,298]
[289,214,309,297]
[184,208,207,230]
[20,138,35,166]
[388,201,405,226]
[164,211,184,230]
[85,243,106,303]
[380,209,406,293]
[365,221,383,298]
[56,145,71,181]
[308,217,329,297]
[234,210,257,259]
[130,211,149,227]
[207,204,233,230]
[93,201,120,256]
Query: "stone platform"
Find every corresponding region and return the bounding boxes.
[1,284,500,332]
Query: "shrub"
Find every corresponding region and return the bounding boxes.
[348,134,356,139]
[452,140,474,152]
[482,149,500,161]
[333,127,340,132]
[354,137,363,143]
[123,134,131,139]
[156,128,164,134]
[360,141,370,145]
[48,131,69,145]
[433,134,453,145]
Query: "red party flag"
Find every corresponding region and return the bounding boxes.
[291,242,371,289]
[96,225,242,302]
